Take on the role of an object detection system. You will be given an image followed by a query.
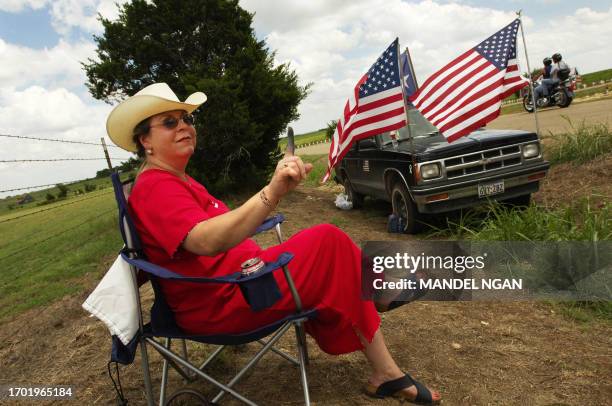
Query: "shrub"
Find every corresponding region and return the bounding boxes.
[56,183,69,198]
[84,183,96,193]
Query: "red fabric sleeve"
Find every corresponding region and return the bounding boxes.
[130,176,210,258]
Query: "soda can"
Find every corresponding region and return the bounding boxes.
[241,257,265,277]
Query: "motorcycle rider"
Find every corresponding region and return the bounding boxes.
[532,53,570,106]
[533,57,553,103]
[551,53,570,82]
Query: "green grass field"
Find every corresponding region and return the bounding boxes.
[0,175,114,216]
[0,188,121,320]
[580,68,612,86]
[278,129,327,150]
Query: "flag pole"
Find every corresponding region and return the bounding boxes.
[397,40,414,147]
[517,10,541,138]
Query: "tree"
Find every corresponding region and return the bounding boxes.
[83,0,309,193]
[325,120,337,141]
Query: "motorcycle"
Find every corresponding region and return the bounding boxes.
[522,70,576,113]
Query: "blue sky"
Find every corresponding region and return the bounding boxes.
[1,0,611,196]
[0,7,59,48]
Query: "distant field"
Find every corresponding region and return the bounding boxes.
[278,129,327,150]
[0,176,114,216]
[580,68,612,86]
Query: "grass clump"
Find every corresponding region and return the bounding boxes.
[428,199,611,322]
[301,154,328,187]
[430,198,610,242]
[546,120,612,165]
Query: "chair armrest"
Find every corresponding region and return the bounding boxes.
[120,250,293,285]
[121,250,302,312]
[255,213,285,234]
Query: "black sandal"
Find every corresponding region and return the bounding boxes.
[365,373,439,405]
[375,272,429,312]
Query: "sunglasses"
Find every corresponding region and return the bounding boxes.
[149,113,195,130]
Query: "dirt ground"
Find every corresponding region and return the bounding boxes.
[1,155,611,406]
[1,98,611,405]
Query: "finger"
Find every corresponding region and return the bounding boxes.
[285,127,295,157]
[286,163,303,182]
[304,163,314,175]
[293,158,307,180]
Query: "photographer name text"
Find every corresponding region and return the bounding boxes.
[373,278,523,290]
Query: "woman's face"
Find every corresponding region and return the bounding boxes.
[139,110,197,161]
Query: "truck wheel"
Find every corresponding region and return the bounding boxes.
[391,181,422,234]
[343,176,364,209]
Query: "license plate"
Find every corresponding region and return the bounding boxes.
[478,181,504,198]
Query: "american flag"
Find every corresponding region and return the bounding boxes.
[322,38,406,182]
[409,19,528,143]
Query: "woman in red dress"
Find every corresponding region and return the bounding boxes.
[107,83,440,404]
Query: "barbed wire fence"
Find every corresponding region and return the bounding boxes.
[0,133,134,262]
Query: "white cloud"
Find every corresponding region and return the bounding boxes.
[0,0,128,36]
[0,38,96,92]
[0,0,48,13]
[524,6,612,74]
[48,0,100,36]
[47,0,127,36]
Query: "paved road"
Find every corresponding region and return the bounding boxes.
[298,97,612,155]
[488,97,612,135]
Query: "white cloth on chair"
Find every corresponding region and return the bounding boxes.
[82,254,139,345]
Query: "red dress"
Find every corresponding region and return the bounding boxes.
[128,169,380,355]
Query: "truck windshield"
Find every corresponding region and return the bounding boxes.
[379,108,439,145]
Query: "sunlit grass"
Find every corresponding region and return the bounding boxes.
[546,119,612,165]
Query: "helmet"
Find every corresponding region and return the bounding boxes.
[543,57,552,66]
[552,53,562,62]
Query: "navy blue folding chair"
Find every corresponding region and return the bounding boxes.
[109,171,317,405]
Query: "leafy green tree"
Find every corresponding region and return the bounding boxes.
[83,0,309,193]
[325,120,338,141]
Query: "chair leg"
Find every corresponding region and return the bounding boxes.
[294,322,311,406]
[212,322,293,404]
[295,322,309,366]
[180,339,195,381]
[198,345,226,371]
[140,337,155,406]
[159,338,171,406]
[257,339,299,365]
[147,338,256,406]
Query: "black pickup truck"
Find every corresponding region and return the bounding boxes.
[335,108,549,233]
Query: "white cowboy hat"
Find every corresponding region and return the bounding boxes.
[106,82,207,152]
